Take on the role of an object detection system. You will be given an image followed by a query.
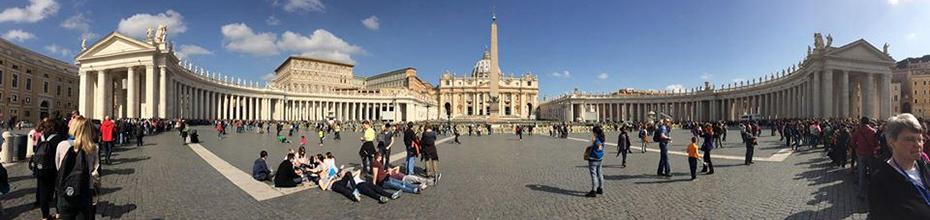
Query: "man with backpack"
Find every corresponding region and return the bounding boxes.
[655,119,672,177]
[32,120,67,219]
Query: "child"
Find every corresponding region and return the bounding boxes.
[318,129,325,147]
[299,135,308,147]
[687,136,701,181]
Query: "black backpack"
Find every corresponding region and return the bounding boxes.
[56,146,90,203]
[30,134,64,173]
[653,126,664,142]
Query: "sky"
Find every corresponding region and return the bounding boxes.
[1,0,928,100]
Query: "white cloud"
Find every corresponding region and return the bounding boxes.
[906,33,917,39]
[2,29,35,42]
[221,23,280,56]
[551,70,571,78]
[362,16,379,31]
[117,10,188,39]
[277,29,365,64]
[266,16,280,26]
[0,0,59,23]
[596,72,608,80]
[261,72,276,81]
[44,44,72,56]
[700,72,712,81]
[61,13,98,40]
[664,84,685,91]
[283,0,325,12]
[175,44,213,60]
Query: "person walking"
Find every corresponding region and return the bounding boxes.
[655,119,672,177]
[452,124,461,144]
[687,136,701,181]
[378,123,395,168]
[34,120,67,219]
[585,126,606,197]
[700,123,716,174]
[100,116,116,165]
[744,123,758,165]
[616,129,631,168]
[638,126,648,153]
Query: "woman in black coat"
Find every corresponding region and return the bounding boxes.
[869,113,930,219]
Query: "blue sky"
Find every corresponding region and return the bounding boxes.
[1,0,928,99]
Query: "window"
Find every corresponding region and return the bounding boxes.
[25,97,30,103]
[67,87,72,97]
[26,78,31,90]
[43,81,48,93]
[528,81,532,86]
[24,111,29,117]
[56,85,60,95]
[11,95,17,102]
[0,70,3,84]
[11,74,18,88]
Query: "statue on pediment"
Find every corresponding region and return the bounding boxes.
[883,43,890,54]
[826,34,833,47]
[813,33,824,49]
[807,46,811,56]
[156,24,168,44]
[81,38,87,51]
[146,27,154,42]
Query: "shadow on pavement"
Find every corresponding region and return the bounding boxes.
[785,149,867,220]
[525,184,587,197]
[96,201,137,218]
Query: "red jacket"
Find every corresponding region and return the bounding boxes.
[851,124,878,157]
[101,119,115,142]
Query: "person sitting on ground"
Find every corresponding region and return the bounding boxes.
[252,150,273,181]
[274,153,303,188]
[372,153,421,194]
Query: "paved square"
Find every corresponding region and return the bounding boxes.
[1,126,870,219]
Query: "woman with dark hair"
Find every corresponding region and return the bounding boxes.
[34,119,67,219]
[586,126,605,198]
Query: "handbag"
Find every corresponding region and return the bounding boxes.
[583,145,593,161]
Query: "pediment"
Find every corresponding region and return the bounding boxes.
[75,32,155,60]
[826,40,895,63]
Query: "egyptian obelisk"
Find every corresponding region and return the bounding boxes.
[488,13,501,122]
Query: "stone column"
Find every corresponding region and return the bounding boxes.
[839,71,849,117]
[880,73,892,119]
[126,67,139,118]
[159,67,168,118]
[822,70,834,117]
[863,73,875,118]
[96,69,112,119]
[144,65,156,118]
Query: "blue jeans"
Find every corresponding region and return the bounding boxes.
[588,160,603,191]
[657,142,670,175]
[383,178,418,193]
[406,153,417,175]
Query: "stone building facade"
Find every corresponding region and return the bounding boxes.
[0,38,78,124]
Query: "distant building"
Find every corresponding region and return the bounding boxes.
[896,55,930,118]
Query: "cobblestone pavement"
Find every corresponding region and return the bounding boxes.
[0,126,869,219]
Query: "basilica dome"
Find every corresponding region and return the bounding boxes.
[471,51,492,78]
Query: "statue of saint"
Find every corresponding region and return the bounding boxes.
[826,34,833,47]
[883,43,890,54]
[156,24,168,43]
[813,33,824,49]
[145,27,154,42]
[81,38,87,51]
